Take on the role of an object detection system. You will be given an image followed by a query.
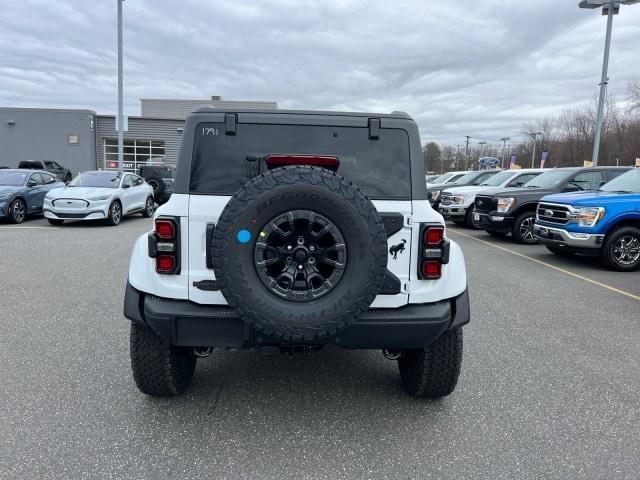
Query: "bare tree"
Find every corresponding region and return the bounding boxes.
[434,91,640,169]
[423,142,442,173]
[629,77,640,111]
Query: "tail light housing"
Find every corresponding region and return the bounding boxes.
[418,224,450,280]
[148,217,180,274]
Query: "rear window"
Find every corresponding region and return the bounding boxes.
[18,161,43,169]
[189,123,412,199]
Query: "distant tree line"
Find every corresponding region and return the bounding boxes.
[424,78,640,173]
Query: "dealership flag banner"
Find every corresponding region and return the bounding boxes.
[510,155,517,169]
[540,151,549,168]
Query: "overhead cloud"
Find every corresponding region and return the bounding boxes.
[0,0,638,145]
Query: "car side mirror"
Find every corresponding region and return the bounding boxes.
[122,184,130,189]
[598,181,607,187]
[27,181,37,187]
[563,184,580,193]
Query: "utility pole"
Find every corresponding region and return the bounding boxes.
[500,137,510,169]
[455,144,462,170]
[464,136,471,170]
[117,0,125,174]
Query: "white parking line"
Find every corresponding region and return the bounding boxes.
[0,226,60,230]
[449,228,640,302]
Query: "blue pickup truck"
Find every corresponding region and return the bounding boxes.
[533,168,640,271]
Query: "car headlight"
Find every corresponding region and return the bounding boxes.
[577,207,605,227]
[431,191,441,201]
[88,195,110,201]
[453,195,467,205]
[497,198,515,213]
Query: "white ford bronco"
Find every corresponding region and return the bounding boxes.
[124,107,470,398]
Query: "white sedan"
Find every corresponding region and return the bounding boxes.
[44,171,154,226]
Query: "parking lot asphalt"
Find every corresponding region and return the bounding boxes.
[1,217,639,479]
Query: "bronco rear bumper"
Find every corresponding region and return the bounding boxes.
[124,282,470,349]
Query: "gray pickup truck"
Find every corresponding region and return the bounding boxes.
[18,160,72,183]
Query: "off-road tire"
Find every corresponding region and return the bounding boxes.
[546,245,574,257]
[142,196,155,218]
[398,327,463,398]
[47,218,64,225]
[8,198,26,224]
[512,211,537,245]
[130,323,196,397]
[105,200,122,226]
[212,165,388,342]
[600,226,640,272]
[486,229,507,238]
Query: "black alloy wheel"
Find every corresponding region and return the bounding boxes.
[9,199,26,224]
[142,196,155,218]
[254,210,347,302]
[612,235,640,266]
[512,212,537,245]
[106,200,122,226]
[601,226,640,271]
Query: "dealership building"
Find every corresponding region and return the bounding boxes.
[0,96,278,174]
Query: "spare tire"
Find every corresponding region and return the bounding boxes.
[212,165,388,341]
[146,174,165,198]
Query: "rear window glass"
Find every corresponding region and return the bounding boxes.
[189,123,412,199]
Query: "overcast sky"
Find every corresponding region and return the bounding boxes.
[1,0,639,145]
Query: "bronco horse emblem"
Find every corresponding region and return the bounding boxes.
[389,239,407,260]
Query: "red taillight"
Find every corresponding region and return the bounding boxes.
[155,219,176,239]
[422,260,442,279]
[266,154,340,170]
[151,217,179,274]
[156,255,176,274]
[424,226,444,246]
[419,224,448,280]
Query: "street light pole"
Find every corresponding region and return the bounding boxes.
[117,0,124,174]
[530,132,543,168]
[464,136,471,170]
[478,141,487,170]
[591,0,615,167]
[579,0,640,166]
[500,137,510,169]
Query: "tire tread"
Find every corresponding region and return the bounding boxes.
[130,323,196,397]
[399,328,463,398]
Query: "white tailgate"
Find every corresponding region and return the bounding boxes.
[187,197,415,307]
[188,195,232,304]
[370,200,412,308]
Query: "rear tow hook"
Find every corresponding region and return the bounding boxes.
[193,346,213,358]
[382,349,402,360]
